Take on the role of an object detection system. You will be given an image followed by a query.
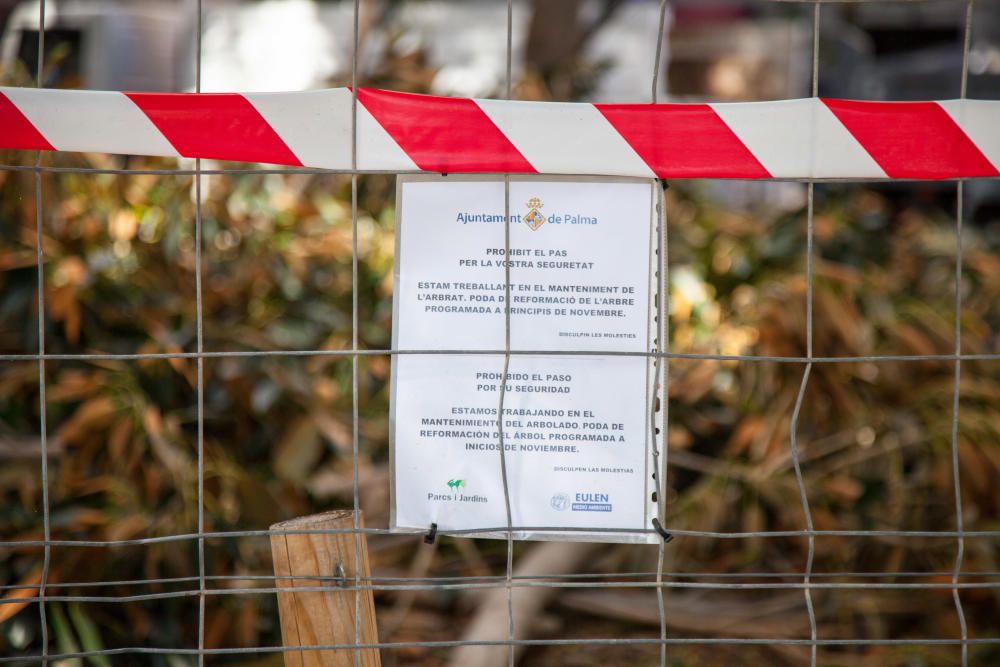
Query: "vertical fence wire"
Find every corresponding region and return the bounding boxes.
[33,0,50,663]
[650,3,670,665]
[497,3,517,666]
[787,3,822,665]
[951,1,975,664]
[351,1,364,665]
[193,1,206,665]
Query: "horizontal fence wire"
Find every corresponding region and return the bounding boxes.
[4,350,1000,362]
[3,525,1000,549]
[5,570,1000,593]
[3,162,1000,182]
[1,0,997,665]
[8,578,1000,607]
[3,637,1000,665]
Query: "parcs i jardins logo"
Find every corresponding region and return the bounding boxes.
[426,479,487,504]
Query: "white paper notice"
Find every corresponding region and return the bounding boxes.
[390,176,658,543]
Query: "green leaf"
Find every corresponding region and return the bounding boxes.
[67,602,111,667]
[49,603,82,667]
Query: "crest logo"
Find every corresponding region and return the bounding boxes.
[524,197,546,231]
[550,492,570,511]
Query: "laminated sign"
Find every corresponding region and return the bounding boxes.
[390,176,659,543]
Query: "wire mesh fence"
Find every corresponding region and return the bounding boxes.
[1,0,999,665]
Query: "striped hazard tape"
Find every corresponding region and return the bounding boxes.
[1,86,999,179]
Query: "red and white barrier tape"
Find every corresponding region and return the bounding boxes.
[2,87,998,179]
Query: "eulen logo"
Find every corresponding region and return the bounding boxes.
[571,492,612,512]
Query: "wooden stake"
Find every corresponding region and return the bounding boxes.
[270,510,381,667]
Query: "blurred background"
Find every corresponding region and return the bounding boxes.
[2,1,1000,665]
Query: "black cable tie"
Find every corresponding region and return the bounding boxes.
[651,517,673,543]
[424,522,438,544]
